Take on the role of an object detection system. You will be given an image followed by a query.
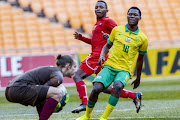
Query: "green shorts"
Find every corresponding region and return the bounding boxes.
[93,65,130,90]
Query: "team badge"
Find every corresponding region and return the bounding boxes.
[135,37,140,43]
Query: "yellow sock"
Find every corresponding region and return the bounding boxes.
[85,105,94,118]
[101,104,115,119]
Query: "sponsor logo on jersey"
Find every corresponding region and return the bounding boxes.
[125,37,132,42]
[96,76,102,79]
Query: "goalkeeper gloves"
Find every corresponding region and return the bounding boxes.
[54,94,70,112]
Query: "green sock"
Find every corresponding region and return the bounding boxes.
[108,95,119,106]
[101,96,119,119]
[87,100,96,108]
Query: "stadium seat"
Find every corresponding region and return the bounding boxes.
[2,32,15,49]
[50,24,67,47]
[15,33,28,49]
[38,19,54,47]
[0,0,179,54]
[25,13,41,48]
[18,0,31,10]
[30,0,43,16]
[69,12,82,29]
[0,32,2,48]
[56,13,68,23]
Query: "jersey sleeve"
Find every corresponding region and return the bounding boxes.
[107,27,116,45]
[139,37,148,55]
[79,34,91,44]
[105,19,117,31]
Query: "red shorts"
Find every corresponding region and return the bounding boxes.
[79,53,108,76]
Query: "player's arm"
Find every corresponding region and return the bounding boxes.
[73,31,91,44]
[102,19,117,40]
[131,54,144,89]
[131,36,148,89]
[99,27,116,66]
[44,71,63,87]
[98,43,112,66]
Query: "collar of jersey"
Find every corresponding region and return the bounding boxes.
[98,17,109,21]
[125,24,139,35]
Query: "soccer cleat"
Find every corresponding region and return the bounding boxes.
[72,104,86,113]
[99,116,108,120]
[76,115,91,120]
[133,92,142,113]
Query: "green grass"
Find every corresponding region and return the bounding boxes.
[0,79,180,120]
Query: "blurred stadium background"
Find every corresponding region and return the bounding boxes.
[0,0,179,55]
[0,0,180,119]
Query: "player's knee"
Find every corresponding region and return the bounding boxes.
[92,84,103,95]
[51,91,62,102]
[47,87,62,102]
[52,94,61,102]
[113,81,124,92]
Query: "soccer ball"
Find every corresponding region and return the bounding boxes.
[54,84,68,113]
[58,84,67,97]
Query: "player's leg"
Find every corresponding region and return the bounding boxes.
[72,60,96,113]
[77,82,104,120]
[72,68,89,113]
[100,81,124,120]
[103,81,142,113]
[36,103,44,117]
[98,65,139,101]
[39,86,62,120]
[77,66,112,120]
[104,86,135,99]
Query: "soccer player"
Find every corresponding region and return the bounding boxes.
[5,54,77,120]
[72,0,142,113]
[77,6,148,120]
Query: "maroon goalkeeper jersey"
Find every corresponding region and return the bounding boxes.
[79,17,117,58]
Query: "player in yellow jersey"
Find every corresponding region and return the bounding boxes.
[76,7,148,120]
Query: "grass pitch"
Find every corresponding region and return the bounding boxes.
[0,79,180,120]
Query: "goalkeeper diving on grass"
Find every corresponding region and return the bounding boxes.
[5,54,77,120]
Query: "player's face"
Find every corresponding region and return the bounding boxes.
[65,60,77,78]
[95,2,108,19]
[127,9,141,26]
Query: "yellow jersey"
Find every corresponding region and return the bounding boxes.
[104,24,148,75]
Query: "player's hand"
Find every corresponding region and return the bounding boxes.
[131,78,140,89]
[102,31,110,40]
[98,55,105,66]
[60,94,69,107]
[73,31,81,40]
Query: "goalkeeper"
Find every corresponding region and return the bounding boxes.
[5,54,77,120]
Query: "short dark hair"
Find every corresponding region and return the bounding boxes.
[97,0,108,9]
[128,7,141,16]
[56,54,74,67]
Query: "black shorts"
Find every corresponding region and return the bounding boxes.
[5,85,49,106]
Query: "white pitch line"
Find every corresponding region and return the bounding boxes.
[3,116,180,120]
[0,106,179,118]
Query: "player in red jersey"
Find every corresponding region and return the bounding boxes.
[72,0,142,113]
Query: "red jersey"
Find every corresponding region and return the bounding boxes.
[79,17,117,58]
